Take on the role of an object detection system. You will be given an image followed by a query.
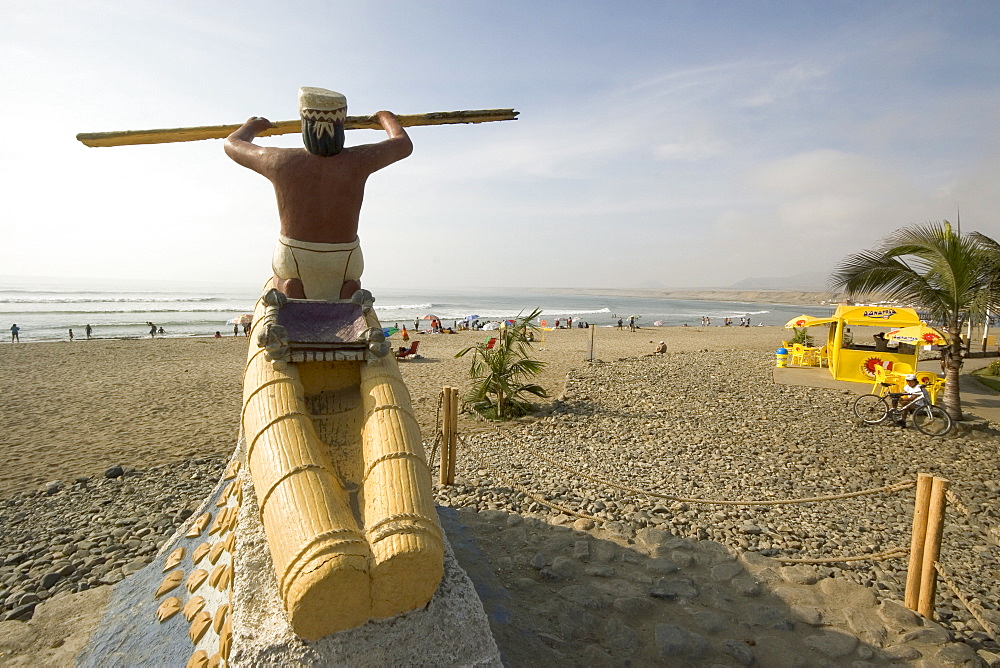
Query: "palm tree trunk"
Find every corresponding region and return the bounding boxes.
[943,334,964,422]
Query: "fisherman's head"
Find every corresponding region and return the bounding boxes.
[299,87,347,156]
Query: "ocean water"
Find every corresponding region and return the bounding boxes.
[0,276,832,342]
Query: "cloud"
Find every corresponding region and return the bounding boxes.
[704,147,999,284]
[653,131,726,161]
[738,62,830,108]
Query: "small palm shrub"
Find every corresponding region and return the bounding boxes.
[455,308,548,420]
[788,327,813,347]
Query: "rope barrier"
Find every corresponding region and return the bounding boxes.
[935,561,1000,642]
[469,455,909,565]
[486,426,915,506]
[451,392,994,631]
[493,476,603,522]
[945,489,973,517]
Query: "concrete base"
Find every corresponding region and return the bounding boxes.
[76,447,500,667]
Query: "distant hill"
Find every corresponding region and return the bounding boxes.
[729,270,832,292]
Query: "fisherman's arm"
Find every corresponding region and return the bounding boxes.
[363,110,413,172]
[224,117,278,175]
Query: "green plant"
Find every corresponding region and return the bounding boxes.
[455,308,548,420]
[988,359,1000,376]
[788,327,813,347]
[971,366,1000,392]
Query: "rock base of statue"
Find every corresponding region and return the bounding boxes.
[76,446,501,667]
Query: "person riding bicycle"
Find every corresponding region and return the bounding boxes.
[896,373,927,426]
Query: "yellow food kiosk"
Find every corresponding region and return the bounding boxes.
[825,305,923,383]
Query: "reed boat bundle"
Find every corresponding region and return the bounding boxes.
[241,290,442,640]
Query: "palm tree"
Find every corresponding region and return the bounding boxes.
[455,309,548,420]
[831,221,1000,421]
[972,231,1000,352]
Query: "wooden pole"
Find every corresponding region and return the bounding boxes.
[447,387,459,485]
[917,476,950,619]
[440,387,452,486]
[587,323,596,361]
[904,473,934,610]
[77,109,519,148]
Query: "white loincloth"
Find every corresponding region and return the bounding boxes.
[271,235,364,301]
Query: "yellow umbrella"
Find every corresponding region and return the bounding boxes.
[783,315,837,329]
[886,324,947,346]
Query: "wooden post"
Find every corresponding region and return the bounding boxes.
[447,387,459,485]
[440,387,452,486]
[904,473,934,610]
[917,476,950,619]
[587,323,595,361]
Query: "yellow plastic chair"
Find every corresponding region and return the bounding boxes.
[816,345,829,367]
[790,343,806,366]
[915,371,945,404]
[890,362,913,376]
[871,364,897,396]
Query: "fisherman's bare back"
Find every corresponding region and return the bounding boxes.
[225,89,411,300]
[224,111,411,244]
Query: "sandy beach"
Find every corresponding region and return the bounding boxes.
[1,325,998,664]
[0,325,780,497]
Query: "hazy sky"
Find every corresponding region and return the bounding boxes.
[2,1,998,290]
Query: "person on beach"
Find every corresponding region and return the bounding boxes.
[896,374,927,426]
[653,341,667,354]
[10,324,19,342]
[617,318,623,330]
[225,87,412,301]
[215,331,223,338]
[69,328,74,341]
[234,324,240,337]
[402,326,409,343]
[85,324,93,339]
[148,323,156,338]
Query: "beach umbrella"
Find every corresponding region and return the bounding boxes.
[783,315,836,328]
[422,314,438,320]
[463,315,480,321]
[227,314,253,325]
[653,320,665,327]
[886,324,947,346]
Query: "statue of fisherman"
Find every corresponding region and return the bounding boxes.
[225,87,412,300]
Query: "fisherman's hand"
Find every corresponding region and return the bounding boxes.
[244,116,276,135]
[373,110,397,126]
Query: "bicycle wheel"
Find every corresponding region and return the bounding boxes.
[912,405,952,436]
[853,394,889,424]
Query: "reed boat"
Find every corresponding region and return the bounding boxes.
[241,288,443,640]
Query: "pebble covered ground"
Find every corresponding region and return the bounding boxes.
[0,458,224,624]
[0,337,998,665]
[436,350,1000,663]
